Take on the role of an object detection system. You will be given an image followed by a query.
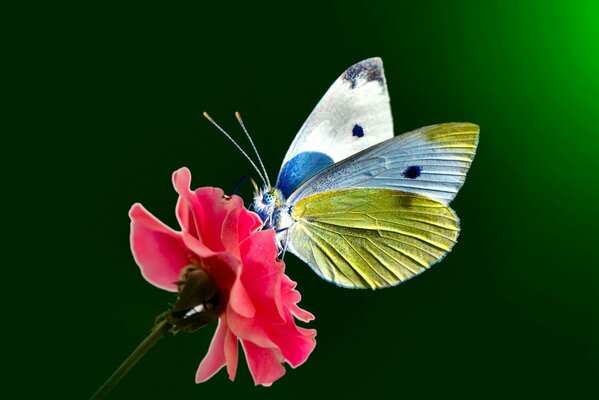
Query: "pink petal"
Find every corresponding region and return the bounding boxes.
[245,299,316,367]
[181,230,217,259]
[200,252,240,297]
[221,205,242,255]
[175,196,199,240]
[173,169,233,251]
[241,340,286,386]
[266,322,316,368]
[237,231,317,367]
[172,168,261,253]
[240,231,286,322]
[281,275,315,322]
[236,205,263,243]
[287,303,316,323]
[224,327,239,381]
[229,276,256,318]
[226,308,277,349]
[129,203,188,292]
[173,168,203,240]
[196,318,228,383]
[192,187,233,251]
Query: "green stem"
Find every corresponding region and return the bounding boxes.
[90,319,171,399]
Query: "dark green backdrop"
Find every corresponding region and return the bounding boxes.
[15,1,598,399]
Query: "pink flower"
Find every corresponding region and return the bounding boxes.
[129,167,316,386]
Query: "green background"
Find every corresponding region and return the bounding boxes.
[12,1,598,398]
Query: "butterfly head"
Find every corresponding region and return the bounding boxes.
[253,186,285,227]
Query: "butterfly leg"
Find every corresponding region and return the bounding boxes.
[275,222,295,260]
[280,235,291,260]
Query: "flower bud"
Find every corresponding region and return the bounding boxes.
[168,265,222,333]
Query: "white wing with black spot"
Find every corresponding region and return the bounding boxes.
[275,58,394,198]
[287,123,480,205]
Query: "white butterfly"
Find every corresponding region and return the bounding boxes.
[206,57,479,289]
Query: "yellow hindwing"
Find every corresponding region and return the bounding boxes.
[288,188,460,289]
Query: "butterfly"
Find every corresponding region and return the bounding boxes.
[205,57,479,289]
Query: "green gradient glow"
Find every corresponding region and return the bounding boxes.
[21,1,598,399]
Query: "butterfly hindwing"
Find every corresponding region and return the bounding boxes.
[276,58,394,198]
[287,188,460,289]
[288,123,479,205]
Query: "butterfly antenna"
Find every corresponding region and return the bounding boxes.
[203,112,267,185]
[235,112,271,187]
[231,175,260,195]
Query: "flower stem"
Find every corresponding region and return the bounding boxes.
[90,319,171,399]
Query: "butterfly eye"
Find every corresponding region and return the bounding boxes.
[263,192,275,205]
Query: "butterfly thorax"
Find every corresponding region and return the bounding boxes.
[253,186,294,234]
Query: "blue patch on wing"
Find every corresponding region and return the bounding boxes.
[277,151,334,198]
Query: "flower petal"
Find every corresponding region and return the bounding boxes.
[173,169,233,251]
[229,276,256,318]
[241,340,286,386]
[237,231,317,368]
[196,318,228,383]
[200,252,240,298]
[129,203,188,292]
[281,275,315,322]
[240,230,287,322]
[226,308,277,349]
[173,168,262,254]
[236,205,263,243]
[194,188,239,251]
[182,230,217,259]
[221,205,242,255]
[266,321,316,368]
[287,303,316,323]
[173,167,203,240]
[224,326,239,381]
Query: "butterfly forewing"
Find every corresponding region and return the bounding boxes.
[275,58,394,198]
[288,123,479,205]
[287,188,460,289]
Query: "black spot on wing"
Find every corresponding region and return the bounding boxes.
[342,59,385,89]
[352,124,364,138]
[402,165,422,179]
